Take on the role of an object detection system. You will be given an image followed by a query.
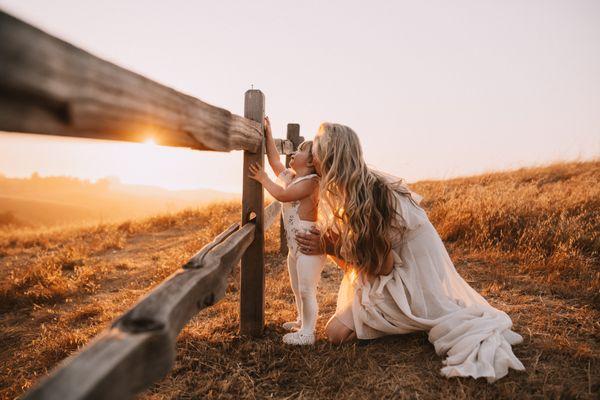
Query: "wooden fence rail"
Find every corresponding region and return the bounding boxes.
[0,11,300,154]
[0,11,296,154]
[0,10,303,399]
[23,201,281,400]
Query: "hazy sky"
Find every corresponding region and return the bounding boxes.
[0,0,598,193]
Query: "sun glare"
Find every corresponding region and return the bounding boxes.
[349,269,358,283]
[0,132,243,193]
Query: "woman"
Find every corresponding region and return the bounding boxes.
[295,122,525,382]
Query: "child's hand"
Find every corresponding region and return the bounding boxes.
[263,116,272,137]
[248,162,268,183]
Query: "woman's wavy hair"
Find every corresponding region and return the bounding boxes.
[314,122,420,276]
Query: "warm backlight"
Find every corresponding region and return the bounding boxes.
[0,132,242,192]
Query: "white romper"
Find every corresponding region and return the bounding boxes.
[276,168,326,341]
[276,168,320,255]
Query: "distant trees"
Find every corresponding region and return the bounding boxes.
[95,175,120,190]
[0,211,22,227]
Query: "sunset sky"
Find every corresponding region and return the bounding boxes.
[0,0,598,193]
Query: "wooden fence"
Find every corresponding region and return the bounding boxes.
[0,10,302,400]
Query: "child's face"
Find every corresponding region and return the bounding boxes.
[290,145,312,170]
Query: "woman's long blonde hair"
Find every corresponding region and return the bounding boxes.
[314,122,419,276]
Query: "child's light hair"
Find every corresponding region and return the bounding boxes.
[313,122,419,276]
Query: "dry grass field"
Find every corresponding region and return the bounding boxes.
[0,160,598,399]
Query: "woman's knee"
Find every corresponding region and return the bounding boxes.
[325,317,354,344]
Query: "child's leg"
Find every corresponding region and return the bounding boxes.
[296,253,326,333]
[284,251,302,329]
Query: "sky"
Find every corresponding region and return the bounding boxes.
[0,0,598,193]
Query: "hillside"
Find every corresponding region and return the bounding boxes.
[0,173,240,228]
[0,160,598,399]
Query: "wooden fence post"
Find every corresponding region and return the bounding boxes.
[240,89,265,336]
[279,123,303,255]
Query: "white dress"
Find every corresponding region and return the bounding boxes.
[333,176,525,383]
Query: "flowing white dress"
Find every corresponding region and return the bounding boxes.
[332,177,525,383]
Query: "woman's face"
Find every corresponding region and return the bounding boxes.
[311,140,323,176]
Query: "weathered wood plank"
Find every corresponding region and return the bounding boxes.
[280,123,303,254]
[240,89,265,336]
[264,200,281,230]
[23,329,172,400]
[182,223,239,269]
[274,138,294,155]
[117,222,255,337]
[0,11,261,152]
[23,222,256,400]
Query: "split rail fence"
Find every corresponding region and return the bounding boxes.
[0,11,304,400]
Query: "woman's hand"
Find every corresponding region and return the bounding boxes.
[248,162,268,184]
[263,116,272,137]
[296,226,325,255]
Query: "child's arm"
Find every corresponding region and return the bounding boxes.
[263,116,286,176]
[248,162,317,202]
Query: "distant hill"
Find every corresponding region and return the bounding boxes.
[0,173,240,228]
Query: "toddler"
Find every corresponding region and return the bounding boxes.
[248,116,326,345]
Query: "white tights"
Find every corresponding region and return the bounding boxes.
[287,250,326,334]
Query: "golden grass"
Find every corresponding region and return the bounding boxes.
[411,159,599,304]
[0,160,598,399]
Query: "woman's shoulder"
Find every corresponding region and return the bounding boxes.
[389,188,430,238]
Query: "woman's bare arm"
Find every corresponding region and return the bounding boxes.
[296,227,342,258]
[329,253,352,269]
[296,225,395,276]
